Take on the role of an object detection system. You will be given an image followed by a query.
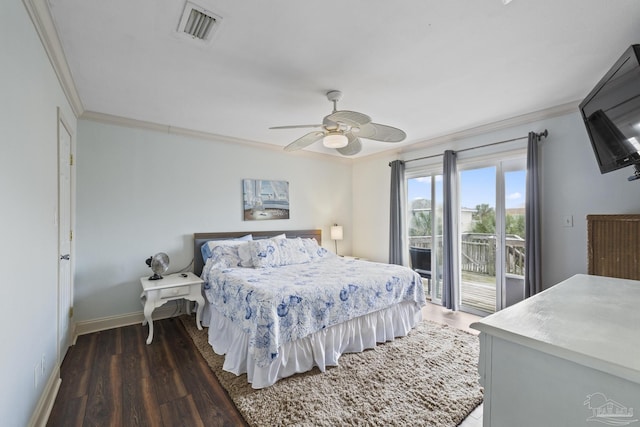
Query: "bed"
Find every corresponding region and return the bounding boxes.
[194,229,426,389]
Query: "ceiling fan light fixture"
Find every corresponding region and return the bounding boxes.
[271,90,405,155]
[323,132,348,148]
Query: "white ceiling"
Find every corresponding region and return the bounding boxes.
[45,0,640,157]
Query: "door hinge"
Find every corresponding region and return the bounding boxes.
[70,154,74,166]
[70,230,73,241]
[68,307,73,318]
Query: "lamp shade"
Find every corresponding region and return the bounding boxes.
[330,225,344,241]
[323,132,348,148]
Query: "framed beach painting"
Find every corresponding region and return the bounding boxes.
[243,179,290,221]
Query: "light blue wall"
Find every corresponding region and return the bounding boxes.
[74,120,353,322]
[0,2,77,426]
[7,2,640,424]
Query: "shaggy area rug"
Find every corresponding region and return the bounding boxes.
[180,315,483,427]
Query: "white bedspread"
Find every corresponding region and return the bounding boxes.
[205,300,422,388]
[201,257,426,388]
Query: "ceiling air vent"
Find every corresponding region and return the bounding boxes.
[177,1,222,43]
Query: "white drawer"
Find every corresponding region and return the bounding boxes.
[160,285,190,299]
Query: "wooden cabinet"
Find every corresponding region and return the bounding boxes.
[587,214,640,280]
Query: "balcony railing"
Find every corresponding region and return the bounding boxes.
[408,233,525,276]
[409,234,526,313]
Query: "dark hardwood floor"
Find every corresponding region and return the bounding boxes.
[47,303,480,426]
[47,317,247,427]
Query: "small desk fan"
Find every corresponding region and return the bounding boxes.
[145,253,170,280]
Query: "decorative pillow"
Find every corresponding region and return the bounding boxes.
[238,234,286,267]
[301,238,332,261]
[200,234,252,262]
[249,237,311,268]
[237,242,254,268]
[208,244,244,268]
[280,238,312,264]
[248,239,277,268]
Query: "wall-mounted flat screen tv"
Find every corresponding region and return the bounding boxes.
[579,44,640,181]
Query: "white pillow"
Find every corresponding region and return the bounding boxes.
[301,238,331,261]
[237,242,254,268]
[280,238,312,266]
[200,234,252,262]
[249,237,311,268]
[207,244,243,269]
[238,234,286,267]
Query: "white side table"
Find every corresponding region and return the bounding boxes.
[140,272,204,344]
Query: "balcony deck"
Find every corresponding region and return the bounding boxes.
[461,282,495,313]
[423,273,498,314]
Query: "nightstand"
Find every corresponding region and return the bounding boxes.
[140,272,205,344]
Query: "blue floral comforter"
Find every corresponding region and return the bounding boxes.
[203,258,425,367]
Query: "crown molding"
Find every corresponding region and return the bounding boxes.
[354,100,580,163]
[22,0,84,117]
[399,100,579,154]
[80,110,353,164]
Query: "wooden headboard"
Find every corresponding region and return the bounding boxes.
[193,229,322,276]
[587,214,640,280]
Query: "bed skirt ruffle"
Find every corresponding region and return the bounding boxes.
[202,301,423,389]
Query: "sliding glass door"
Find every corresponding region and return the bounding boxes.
[458,158,526,315]
[459,166,498,313]
[406,172,443,303]
[503,167,527,309]
[406,155,526,315]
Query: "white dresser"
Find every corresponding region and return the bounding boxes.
[471,274,640,427]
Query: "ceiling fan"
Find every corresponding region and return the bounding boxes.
[270,90,406,156]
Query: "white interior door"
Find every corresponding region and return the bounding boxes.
[58,109,73,363]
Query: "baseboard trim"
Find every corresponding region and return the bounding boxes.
[74,303,185,338]
[28,366,61,427]
[34,305,186,425]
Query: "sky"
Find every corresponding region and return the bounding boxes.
[408,167,526,210]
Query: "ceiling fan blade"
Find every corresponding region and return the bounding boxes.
[283,131,325,152]
[336,133,362,156]
[270,124,323,130]
[357,123,406,142]
[325,110,372,127]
